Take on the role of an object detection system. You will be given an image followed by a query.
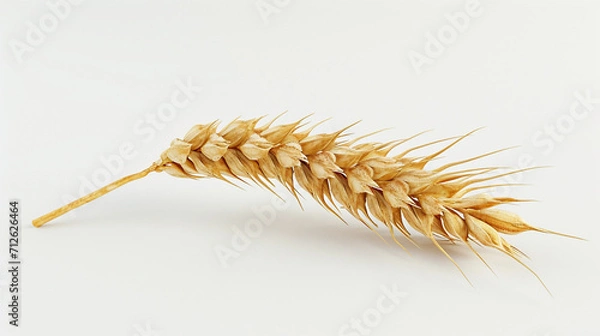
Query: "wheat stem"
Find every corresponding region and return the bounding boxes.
[32,163,160,228]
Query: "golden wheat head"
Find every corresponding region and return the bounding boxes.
[33,114,581,289]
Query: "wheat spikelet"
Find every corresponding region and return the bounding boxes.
[33,115,581,289]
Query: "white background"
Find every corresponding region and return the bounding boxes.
[1,0,599,335]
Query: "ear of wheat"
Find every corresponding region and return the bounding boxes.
[33,115,581,289]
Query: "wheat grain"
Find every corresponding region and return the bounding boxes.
[33,115,581,289]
